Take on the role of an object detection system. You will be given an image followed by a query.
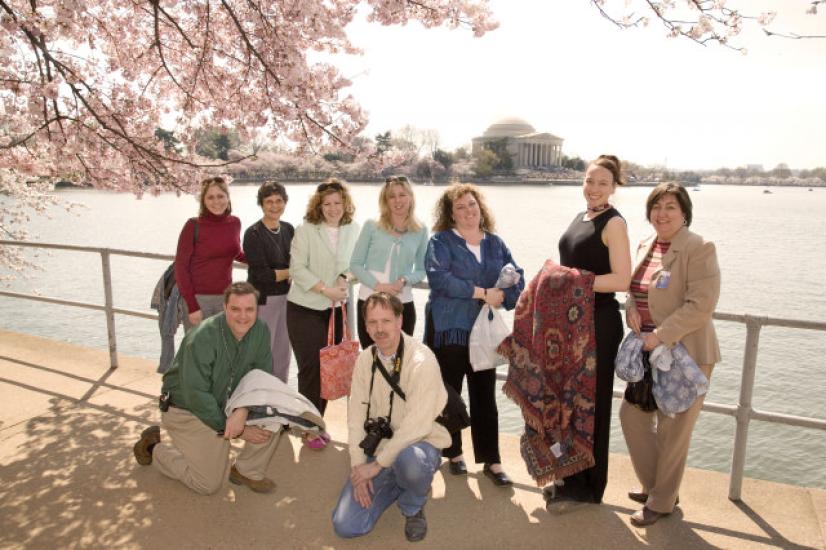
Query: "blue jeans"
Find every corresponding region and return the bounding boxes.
[332,442,441,539]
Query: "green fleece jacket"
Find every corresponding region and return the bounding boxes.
[161,313,272,431]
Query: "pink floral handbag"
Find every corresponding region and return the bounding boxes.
[320,303,360,400]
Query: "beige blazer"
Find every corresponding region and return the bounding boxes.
[627,226,721,366]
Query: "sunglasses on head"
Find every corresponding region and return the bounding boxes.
[385,176,409,185]
[317,181,343,193]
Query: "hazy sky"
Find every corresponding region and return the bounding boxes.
[331,0,826,170]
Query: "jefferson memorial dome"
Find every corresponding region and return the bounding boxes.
[472,117,563,169]
[481,117,536,138]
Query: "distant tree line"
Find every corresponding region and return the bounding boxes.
[185,126,826,186]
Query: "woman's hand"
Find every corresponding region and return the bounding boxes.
[374,282,400,296]
[323,284,348,302]
[642,331,662,351]
[626,305,641,334]
[274,268,290,282]
[188,310,203,327]
[485,288,505,307]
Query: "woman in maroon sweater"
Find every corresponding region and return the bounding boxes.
[175,177,246,331]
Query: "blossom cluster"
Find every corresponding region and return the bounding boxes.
[0,0,496,270]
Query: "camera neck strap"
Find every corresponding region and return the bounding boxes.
[366,337,406,423]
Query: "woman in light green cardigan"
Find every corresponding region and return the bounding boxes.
[287,179,360,448]
[350,176,428,348]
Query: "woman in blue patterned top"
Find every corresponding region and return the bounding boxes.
[424,183,524,487]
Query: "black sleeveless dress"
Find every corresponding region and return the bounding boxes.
[556,207,625,503]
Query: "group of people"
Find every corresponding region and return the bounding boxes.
[133,157,720,541]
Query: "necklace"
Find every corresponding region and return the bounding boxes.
[265,223,281,235]
[587,203,611,213]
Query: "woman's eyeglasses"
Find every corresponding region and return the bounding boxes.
[317,181,343,193]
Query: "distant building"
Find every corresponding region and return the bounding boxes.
[471,117,563,169]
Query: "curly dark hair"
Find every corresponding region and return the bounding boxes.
[303,177,356,225]
[432,183,496,233]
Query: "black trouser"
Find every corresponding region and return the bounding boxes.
[556,304,623,503]
[286,301,343,416]
[433,343,500,464]
[356,299,416,349]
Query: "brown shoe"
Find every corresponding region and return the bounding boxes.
[133,425,160,466]
[628,490,678,505]
[229,465,276,494]
[630,506,669,526]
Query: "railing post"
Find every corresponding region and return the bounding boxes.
[728,315,763,501]
[346,282,357,338]
[100,250,119,369]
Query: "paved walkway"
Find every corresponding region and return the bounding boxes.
[1,329,824,549]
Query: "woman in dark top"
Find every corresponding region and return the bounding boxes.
[175,176,245,332]
[243,181,294,382]
[545,154,632,513]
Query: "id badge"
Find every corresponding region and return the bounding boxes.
[656,271,671,289]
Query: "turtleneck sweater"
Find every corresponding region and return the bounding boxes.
[175,211,245,312]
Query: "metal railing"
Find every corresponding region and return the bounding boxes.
[2,239,825,501]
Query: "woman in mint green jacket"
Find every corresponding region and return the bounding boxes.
[350,176,428,348]
[287,179,360,440]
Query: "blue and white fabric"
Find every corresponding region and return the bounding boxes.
[615,332,709,417]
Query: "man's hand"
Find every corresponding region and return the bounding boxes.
[350,462,383,508]
[223,407,249,440]
[239,425,272,444]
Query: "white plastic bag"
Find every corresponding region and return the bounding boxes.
[468,305,510,372]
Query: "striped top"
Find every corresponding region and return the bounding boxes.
[629,240,671,331]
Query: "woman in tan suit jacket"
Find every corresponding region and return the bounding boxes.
[621,182,721,526]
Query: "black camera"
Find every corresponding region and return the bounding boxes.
[359,417,393,457]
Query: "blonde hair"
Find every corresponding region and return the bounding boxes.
[304,177,356,225]
[432,183,496,233]
[377,176,423,233]
[198,177,231,217]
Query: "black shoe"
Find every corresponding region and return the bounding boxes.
[404,508,427,542]
[133,425,160,466]
[448,459,467,476]
[483,464,513,487]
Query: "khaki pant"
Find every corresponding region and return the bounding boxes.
[152,407,281,495]
[619,365,712,513]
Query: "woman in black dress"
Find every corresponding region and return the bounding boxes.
[545,154,632,513]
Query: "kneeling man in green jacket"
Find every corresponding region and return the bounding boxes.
[133,281,280,494]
